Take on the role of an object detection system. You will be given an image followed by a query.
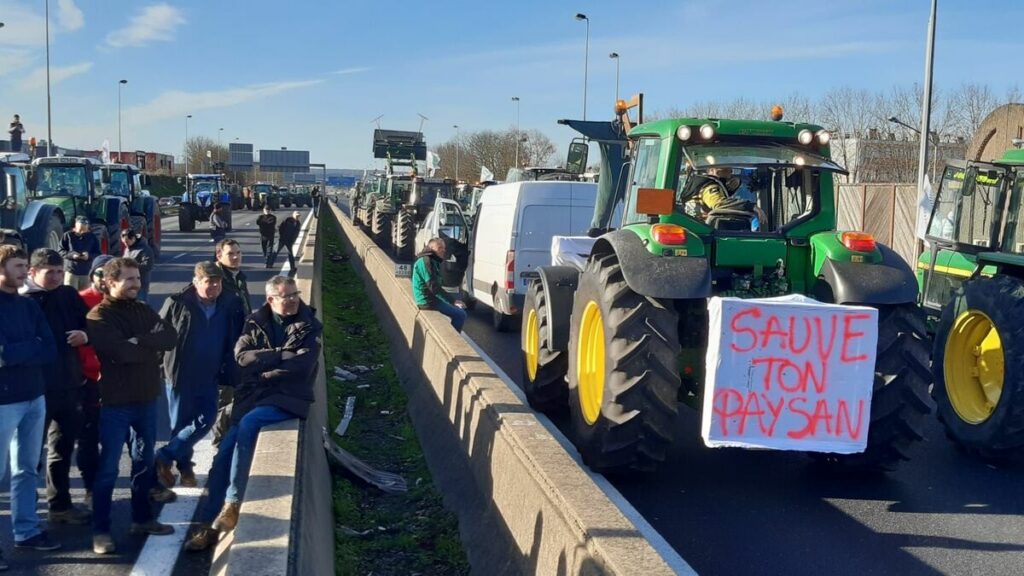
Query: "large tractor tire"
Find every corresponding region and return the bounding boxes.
[521,280,568,413]
[130,215,147,240]
[393,210,415,261]
[178,206,195,232]
[43,214,63,252]
[150,210,162,260]
[816,304,932,471]
[371,209,391,249]
[932,275,1024,458]
[90,225,111,256]
[566,252,681,474]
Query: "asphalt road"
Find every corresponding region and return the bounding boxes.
[338,195,1024,576]
[0,205,312,576]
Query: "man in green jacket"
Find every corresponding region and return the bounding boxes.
[412,238,466,332]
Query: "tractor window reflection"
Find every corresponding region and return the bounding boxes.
[35,166,89,197]
[930,166,1005,248]
[1009,173,1024,254]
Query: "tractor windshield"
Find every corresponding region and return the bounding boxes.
[105,170,132,197]
[673,144,843,233]
[34,166,89,198]
[416,183,453,206]
[194,181,219,194]
[927,164,1007,248]
[253,184,273,194]
[1010,171,1024,254]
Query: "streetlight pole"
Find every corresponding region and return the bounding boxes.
[184,114,192,176]
[218,127,224,167]
[917,0,938,198]
[45,0,53,156]
[453,124,460,181]
[575,13,590,120]
[609,52,620,102]
[118,79,127,162]
[512,96,521,168]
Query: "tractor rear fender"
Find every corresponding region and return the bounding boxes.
[21,201,62,248]
[535,266,580,351]
[814,243,919,305]
[592,229,712,300]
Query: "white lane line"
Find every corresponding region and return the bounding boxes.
[171,253,187,260]
[280,209,315,276]
[130,438,215,576]
[460,334,697,575]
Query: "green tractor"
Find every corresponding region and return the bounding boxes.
[521,102,932,474]
[918,146,1024,458]
[252,182,280,211]
[26,156,129,255]
[362,129,427,253]
[390,176,457,260]
[101,163,162,259]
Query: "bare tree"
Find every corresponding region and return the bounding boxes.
[431,128,558,182]
[183,136,227,174]
[519,129,557,167]
[947,83,998,138]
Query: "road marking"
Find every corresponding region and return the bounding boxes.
[280,209,315,276]
[171,253,187,260]
[130,438,215,576]
[460,334,697,575]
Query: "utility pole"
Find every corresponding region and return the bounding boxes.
[184,114,192,176]
[575,13,590,120]
[118,79,127,162]
[917,0,938,201]
[512,96,521,168]
[609,52,620,101]
[453,124,460,181]
[45,0,53,156]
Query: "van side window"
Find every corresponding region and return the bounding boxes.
[623,138,663,225]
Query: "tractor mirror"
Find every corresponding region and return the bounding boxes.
[636,188,675,215]
[566,141,589,175]
[26,170,36,191]
[961,167,977,197]
[4,174,15,204]
[141,174,152,187]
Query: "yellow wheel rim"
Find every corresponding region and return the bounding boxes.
[577,301,606,426]
[944,310,1004,424]
[525,309,540,382]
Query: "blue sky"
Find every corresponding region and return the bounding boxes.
[1,0,1021,170]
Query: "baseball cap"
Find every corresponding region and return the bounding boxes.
[90,254,114,277]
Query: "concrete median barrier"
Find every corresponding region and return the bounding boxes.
[326,202,692,575]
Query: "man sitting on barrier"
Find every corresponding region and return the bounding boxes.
[412,237,467,332]
[185,275,322,551]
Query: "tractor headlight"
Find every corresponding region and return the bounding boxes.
[816,130,831,145]
[797,129,814,145]
[699,124,716,140]
[676,125,692,142]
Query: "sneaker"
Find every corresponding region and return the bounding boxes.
[155,459,177,488]
[211,502,241,533]
[15,531,61,551]
[149,486,177,504]
[179,468,197,488]
[92,533,116,555]
[184,525,220,552]
[130,520,174,536]
[49,505,92,525]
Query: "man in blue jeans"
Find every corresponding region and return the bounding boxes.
[185,275,322,551]
[155,261,244,489]
[86,257,178,555]
[0,245,61,567]
[411,238,467,332]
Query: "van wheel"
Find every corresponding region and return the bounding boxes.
[492,297,517,332]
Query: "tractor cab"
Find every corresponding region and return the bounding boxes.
[252,182,279,210]
[102,163,161,258]
[0,153,32,249]
[29,156,101,200]
[178,174,231,232]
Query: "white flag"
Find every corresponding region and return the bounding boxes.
[480,166,494,182]
[101,140,111,164]
[426,151,441,176]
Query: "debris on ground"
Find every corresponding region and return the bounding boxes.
[324,429,408,493]
[334,366,359,380]
[334,396,356,437]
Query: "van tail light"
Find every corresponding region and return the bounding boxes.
[841,231,876,253]
[505,250,515,291]
[652,223,687,245]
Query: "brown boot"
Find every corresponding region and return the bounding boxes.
[184,525,221,552]
[211,502,241,533]
[179,468,197,488]
[155,459,177,488]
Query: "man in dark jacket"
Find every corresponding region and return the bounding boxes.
[412,238,466,332]
[76,254,113,510]
[310,185,321,217]
[59,216,102,290]
[256,206,277,268]
[0,245,61,558]
[185,275,321,551]
[20,249,92,525]
[210,238,251,446]
[275,211,301,273]
[121,230,155,302]
[87,257,177,555]
[155,261,245,489]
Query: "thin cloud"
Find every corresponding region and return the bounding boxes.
[18,61,93,91]
[331,67,371,76]
[105,3,186,48]
[57,0,85,31]
[125,79,325,124]
[0,49,34,77]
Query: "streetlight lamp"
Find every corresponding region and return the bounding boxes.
[117,79,127,162]
[218,127,224,165]
[512,96,521,168]
[888,115,939,182]
[184,114,192,175]
[575,13,590,120]
[45,0,53,156]
[453,124,460,181]
[609,52,620,102]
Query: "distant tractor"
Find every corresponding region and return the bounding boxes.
[291,184,312,208]
[391,177,457,260]
[102,163,162,259]
[360,129,427,254]
[918,146,1024,458]
[26,156,129,255]
[520,99,932,474]
[1,152,34,251]
[179,174,231,232]
[252,182,280,211]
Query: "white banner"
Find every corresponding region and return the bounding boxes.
[480,166,494,182]
[701,295,878,454]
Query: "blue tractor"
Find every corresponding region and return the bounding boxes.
[179,174,231,232]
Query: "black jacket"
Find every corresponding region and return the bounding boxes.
[256,214,277,238]
[278,217,300,247]
[233,302,322,422]
[0,290,56,404]
[217,263,251,315]
[21,281,88,392]
[125,238,155,292]
[59,230,102,276]
[159,284,246,391]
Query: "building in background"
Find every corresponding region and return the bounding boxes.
[835,131,967,184]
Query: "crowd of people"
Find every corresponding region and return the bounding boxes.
[0,207,322,568]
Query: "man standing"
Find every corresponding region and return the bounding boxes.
[156,262,244,489]
[256,206,277,269]
[209,204,230,243]
[8,114,24,153]
[211,238,250,445]
[20,249,92,525]
[310,185,321,217]
[76,254,113,508]
[87,258,177,555]
[122,229,155,302]
[276,211,301,272]
[186,275,321,551]
[0,245,60,563]
[59,216,102,289]
[412,238,467,332]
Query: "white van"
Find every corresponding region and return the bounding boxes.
[464,181,596,330]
